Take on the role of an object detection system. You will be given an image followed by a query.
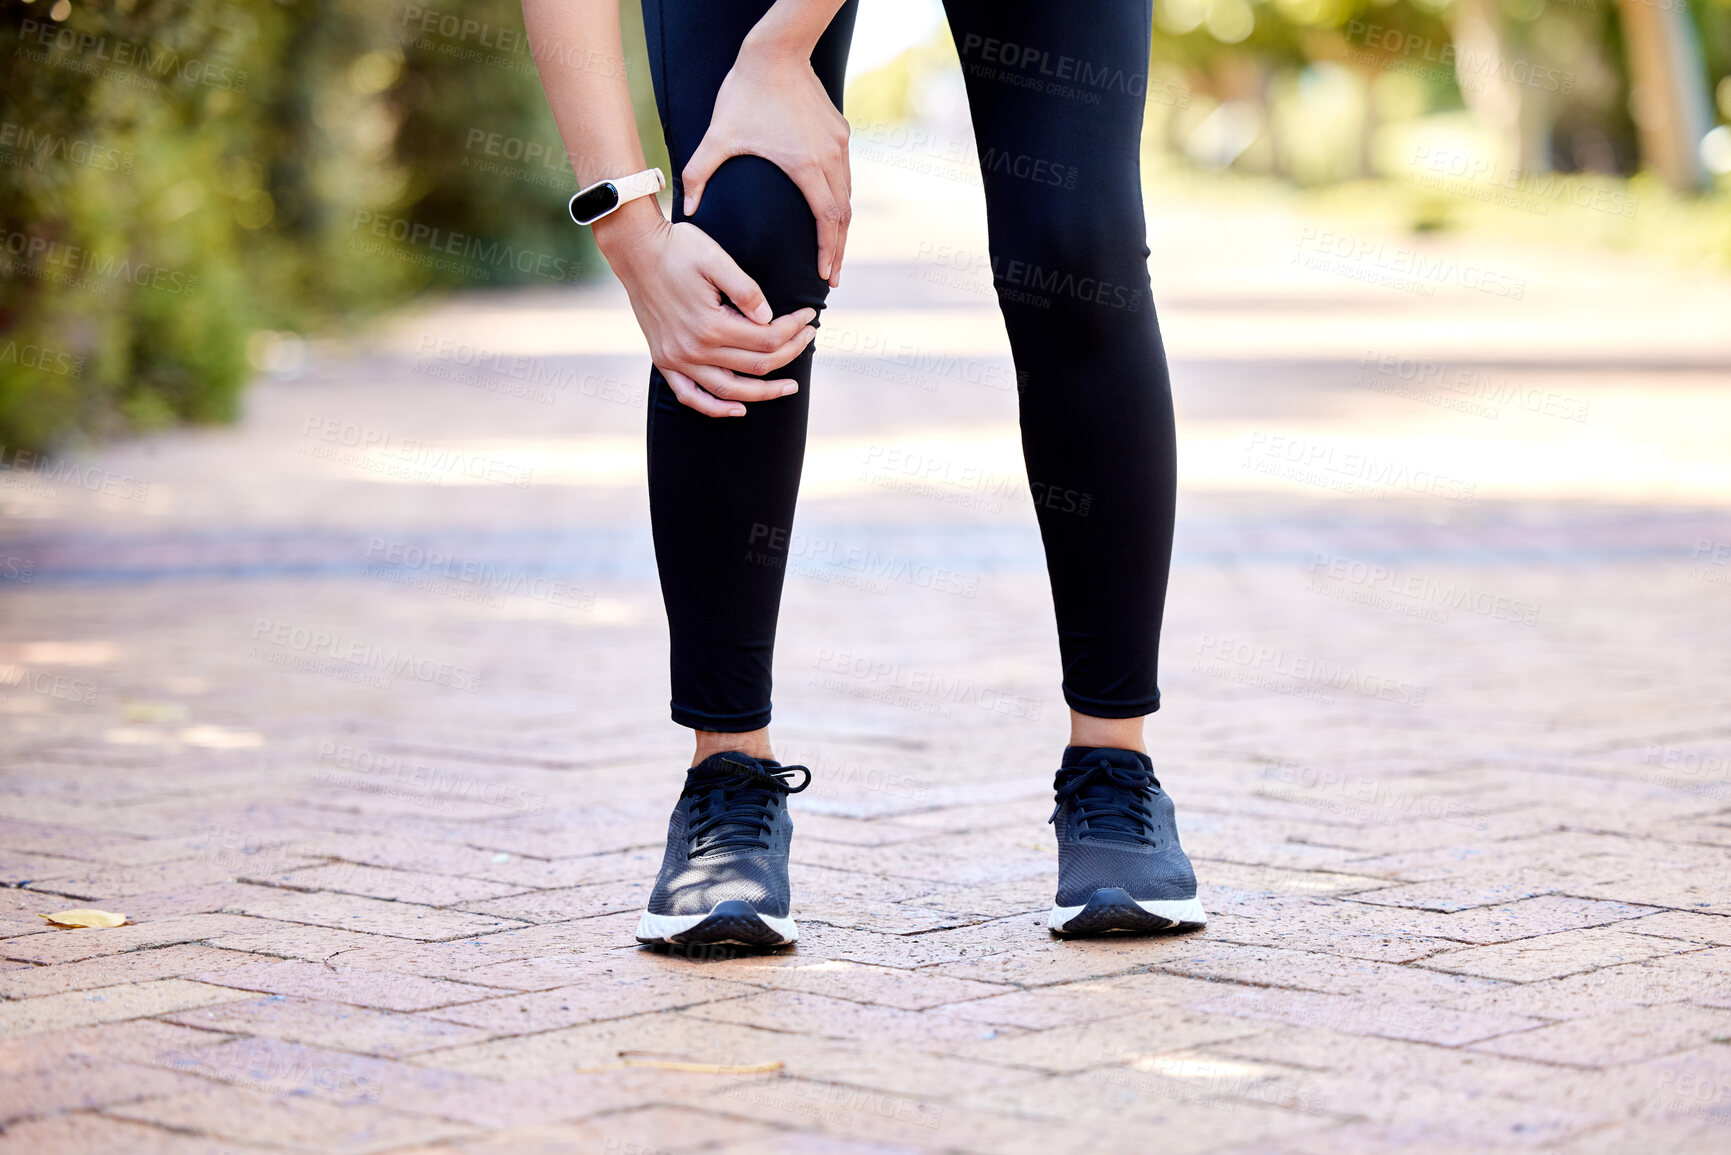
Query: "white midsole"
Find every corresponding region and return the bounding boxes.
[636,906,797,944]
[1048,895,1206,931]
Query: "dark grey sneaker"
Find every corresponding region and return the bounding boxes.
[1048,746,1206,935]
[635,752,810,947]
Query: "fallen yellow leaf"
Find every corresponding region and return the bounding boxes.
[41,909,128,929]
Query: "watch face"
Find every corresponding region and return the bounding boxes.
[568,182,620,225]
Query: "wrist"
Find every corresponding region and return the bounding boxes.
[739,20,811,67]
[592,195,664,270]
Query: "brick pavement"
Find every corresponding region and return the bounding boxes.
[2,139,1730,1153]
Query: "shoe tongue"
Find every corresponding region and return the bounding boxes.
[1057,747,1154,844]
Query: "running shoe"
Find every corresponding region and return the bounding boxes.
[1047,746,1206,935]
[635,752,810,947]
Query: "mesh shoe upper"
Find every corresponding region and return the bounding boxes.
[646,753,807,918]
[1051,747,1198,907]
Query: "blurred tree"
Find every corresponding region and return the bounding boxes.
[1617,0,1714,190]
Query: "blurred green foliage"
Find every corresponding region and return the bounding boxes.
[0,0,597,453]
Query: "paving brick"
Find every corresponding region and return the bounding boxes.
[191,959,502,1011]
[23,854,322,899]
[1188,984,1545,1046]
[278,862,528,905]
[1470,1003,1731,1069]
[232,888,528,941]
[107,1084,476,1153]
[0,943,257,999]
[405,1012,800,1080]
[953,1008,1267,1074]
[385,1105,781,1152]
[0,1114,280,1154]
[0,978,253,1038]
[0,1019,228,1074]
[0,1058,205,1125]
[165,995,496,1057]
[1419,927,1686,982]
[457,878,651,923]
[1622,910,1731,947]
[201,919,406,962]
[0,913,263,964]
[428,970,755,1034]
[721,957,1011,1011]
[1435,959,1728,1020]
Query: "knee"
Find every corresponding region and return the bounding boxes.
[685,156,828,316]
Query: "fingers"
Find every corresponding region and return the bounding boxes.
[662,367,744,418]
[789,160,844,287]
[681,135,733,219]
[686,363,799,406]
[824,150,852,289]
[703,324,818,376]
[707,306,817,353]
[699,250,774,324]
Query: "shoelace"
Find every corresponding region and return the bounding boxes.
[684,756,811,857]
[1049,757,1159,847]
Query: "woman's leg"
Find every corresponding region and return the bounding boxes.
[941,0,1177,725]
[639,0,857,749]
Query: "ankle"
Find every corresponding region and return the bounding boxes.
[692,727,774,766]
[1067,708,1146,754]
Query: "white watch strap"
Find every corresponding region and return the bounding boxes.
[610,168,664,206]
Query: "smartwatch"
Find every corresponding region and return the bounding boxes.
[568,168,665,226]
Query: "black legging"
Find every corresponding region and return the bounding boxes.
[642,0,1175,732]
